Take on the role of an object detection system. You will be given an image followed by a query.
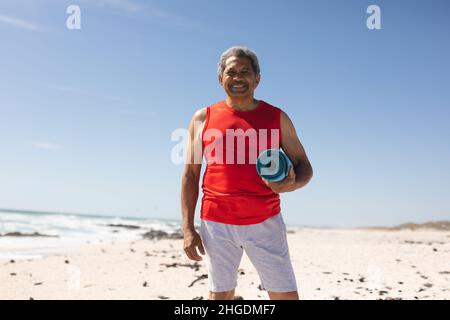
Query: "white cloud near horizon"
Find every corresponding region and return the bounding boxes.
[0,14,45,32]
[46,84,82,94]
[30,141,64,151]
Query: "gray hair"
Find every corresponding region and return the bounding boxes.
[217,46,260,77]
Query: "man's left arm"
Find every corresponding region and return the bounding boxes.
[263,110,313,193]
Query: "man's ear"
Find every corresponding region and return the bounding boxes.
[254,73,261,88]
[218,75,223,87]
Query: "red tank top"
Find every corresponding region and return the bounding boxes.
[200,100,282,225]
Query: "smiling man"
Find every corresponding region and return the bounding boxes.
[181,46,313,300]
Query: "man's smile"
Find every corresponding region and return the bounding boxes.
[229,82,248,92]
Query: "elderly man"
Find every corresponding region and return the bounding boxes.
[181,46,313,300]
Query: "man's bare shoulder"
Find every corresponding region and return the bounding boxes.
[192,100,224,123]
[280,109,293,126]
[192,107,207,123]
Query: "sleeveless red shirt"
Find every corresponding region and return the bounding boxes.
[200,100,282,225]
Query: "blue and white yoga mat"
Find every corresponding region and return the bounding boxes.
[256,149,292,182]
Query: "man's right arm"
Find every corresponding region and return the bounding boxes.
[181,108,206,261]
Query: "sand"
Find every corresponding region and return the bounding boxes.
[1,228,449,300]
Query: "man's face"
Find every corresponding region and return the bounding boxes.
[219,56,260,98]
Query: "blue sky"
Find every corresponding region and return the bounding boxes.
[0,0,449,227]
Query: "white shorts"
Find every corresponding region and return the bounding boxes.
[199,213,298,293]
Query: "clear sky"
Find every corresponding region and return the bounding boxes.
[0,0,449,227]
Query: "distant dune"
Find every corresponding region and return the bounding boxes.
[360,221,450,231]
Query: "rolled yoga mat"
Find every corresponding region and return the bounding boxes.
[256,149,292,182]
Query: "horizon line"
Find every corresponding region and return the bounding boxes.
[1,207,448,230]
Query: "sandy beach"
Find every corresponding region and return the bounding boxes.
[1,227,449,300]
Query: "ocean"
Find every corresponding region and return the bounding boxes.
[0,209,183,259]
